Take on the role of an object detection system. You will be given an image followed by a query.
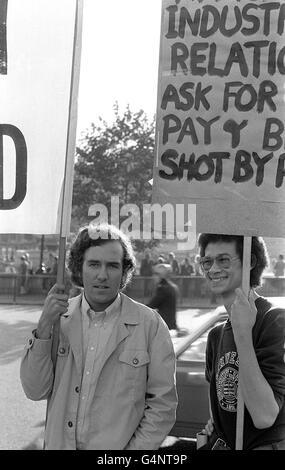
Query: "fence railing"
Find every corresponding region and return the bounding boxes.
[124,274,285,307]
[0,273,59,303]
[0,273,284,306]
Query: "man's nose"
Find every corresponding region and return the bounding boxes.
[208,259,221,273]
[96,265,108,279]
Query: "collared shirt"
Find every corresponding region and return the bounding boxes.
[76,293,121,449]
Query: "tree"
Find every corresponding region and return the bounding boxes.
[72,103,158,251]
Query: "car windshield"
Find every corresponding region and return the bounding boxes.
[178,320,225,362]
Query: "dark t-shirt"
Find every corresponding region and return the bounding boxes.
[205,297,285,450]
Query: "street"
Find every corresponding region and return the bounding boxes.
[0,305,46,450]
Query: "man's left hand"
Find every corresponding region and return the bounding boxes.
[231,288,257,341]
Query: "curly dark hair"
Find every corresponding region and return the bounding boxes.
[197,233,269,288]
[68,224,136,290]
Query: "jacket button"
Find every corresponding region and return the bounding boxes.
[132,358,139,365]
[68,421,73,428]
[59,347,65,354]
[75,386,80,393]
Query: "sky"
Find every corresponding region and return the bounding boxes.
[77,0,162,136]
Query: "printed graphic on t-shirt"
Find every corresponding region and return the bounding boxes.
[216,352,239,412]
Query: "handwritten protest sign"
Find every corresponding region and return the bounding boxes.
[0,0,78,234]
[152,0,285,236]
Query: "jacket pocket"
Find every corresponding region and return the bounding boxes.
[118,349,150,396]
[119,349,150,368]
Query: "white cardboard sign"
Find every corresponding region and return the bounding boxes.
[152,0,285,237]
[0,0,77,234]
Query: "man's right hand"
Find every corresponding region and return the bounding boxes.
[36,283,69,339]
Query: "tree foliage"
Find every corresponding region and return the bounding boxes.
[71,104,158,251]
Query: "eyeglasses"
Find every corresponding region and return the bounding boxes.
[199,254,240,272]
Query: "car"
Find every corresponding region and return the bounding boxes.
[170,306,227,439]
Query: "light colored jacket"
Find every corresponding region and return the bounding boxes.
[20,293,177,450]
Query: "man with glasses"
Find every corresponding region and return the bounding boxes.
[197,234,285,450]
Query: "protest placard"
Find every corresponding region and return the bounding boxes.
[152,0,285,237]
[0,0,79,235]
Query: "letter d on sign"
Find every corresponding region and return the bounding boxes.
[0,124,27,210]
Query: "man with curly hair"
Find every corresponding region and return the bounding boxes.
[197,234,285,450]
[20,224,177,450]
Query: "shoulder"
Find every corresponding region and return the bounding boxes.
[122,293,167,325]
[256,297,285,320]
[255,297,285,332]
[123,293,157,315]
[208,322,225,343]
[266,307,285,329]
[154,281,167,293]
[168,280,179,292]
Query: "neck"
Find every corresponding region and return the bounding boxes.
[220,290,239,318]
[223,295,236,318]
[84,293,118,312]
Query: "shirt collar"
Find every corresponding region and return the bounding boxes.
[81,292,121,321]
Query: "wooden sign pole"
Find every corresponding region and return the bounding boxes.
[235,236,252,450]
[50,0,83,367]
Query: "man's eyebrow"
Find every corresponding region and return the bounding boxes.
[216,253,231,256]
[87,259,121,264]
[204,253,231,257]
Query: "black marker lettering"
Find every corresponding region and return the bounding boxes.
[263,118,284,151]
[159,149,179,180]
[223,119,248,149]
[276,153,285,188]
[232,150,254,183]
[0,124,27,210]
[252,152,274,186]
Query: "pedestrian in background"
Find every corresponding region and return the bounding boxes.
[140,251,154,298]
[44,253,58,291]
[20,224,177,450]
[139,251,153,277]
[148,263,180,332]
[274,254,285,277]
[180,257,194,299]
[168,252,180,275]
[25,252,33,275]
[24,252,33,294]
[36,263,47,274]
[18,255,29,295]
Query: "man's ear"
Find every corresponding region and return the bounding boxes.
[250,254,257,270]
